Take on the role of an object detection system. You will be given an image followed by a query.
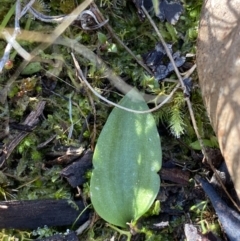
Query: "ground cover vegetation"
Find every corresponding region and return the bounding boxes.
[0,0,224,240]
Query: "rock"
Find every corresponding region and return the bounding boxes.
[196,0,240,200]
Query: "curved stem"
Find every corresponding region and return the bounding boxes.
[106,223,132,241]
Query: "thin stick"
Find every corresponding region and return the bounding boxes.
[75,220,91,235]
[141,7,186,89]
[2,30,32,60]
[0,101,46,167]
[15,0,21,32]
[20,0,36,18]
[71,55,97,149]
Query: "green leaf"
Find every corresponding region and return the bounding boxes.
[152,0,160,16]
[165,23,178,42]
[169,107,186,138]
[107,43,118,53]
[90,89,162,228]
[97,32,107,44]
[21,62,42,75]
[189,137,219,150]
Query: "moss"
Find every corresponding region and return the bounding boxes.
[0,0,217,240]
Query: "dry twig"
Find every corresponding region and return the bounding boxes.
[0,101,46,167]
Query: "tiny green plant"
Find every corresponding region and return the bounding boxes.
[90,89,162,237]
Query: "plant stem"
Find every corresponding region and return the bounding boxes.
[0,2,16,29]
[106,223,132,241]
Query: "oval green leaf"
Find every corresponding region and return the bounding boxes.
[90,90,162,228]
